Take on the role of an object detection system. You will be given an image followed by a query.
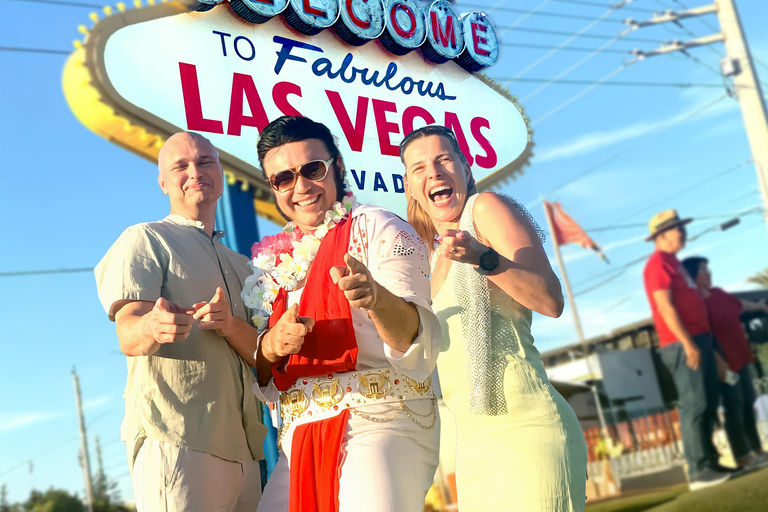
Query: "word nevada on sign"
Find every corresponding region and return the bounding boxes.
[64,1,531,219]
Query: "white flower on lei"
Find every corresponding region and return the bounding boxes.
[273,253,307,290]
[292,235,321,261]
[260,276,280,304]
[252,311,270,331]
[252,253,276,273]
[241,270,265,309]
[245,194,358,332]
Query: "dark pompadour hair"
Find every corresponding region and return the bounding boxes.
[681,256,709,280]
[256,116,346,202]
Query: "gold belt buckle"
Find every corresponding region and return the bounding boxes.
[281,388,309,418]
[406,375,432,395]
[357,370,391,399]
[312,378,343,409]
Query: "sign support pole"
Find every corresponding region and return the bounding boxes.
[543,204,607,433]
[215,180,280,483]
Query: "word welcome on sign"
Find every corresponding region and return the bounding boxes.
[187,0,498,71]
[63,2,530,221]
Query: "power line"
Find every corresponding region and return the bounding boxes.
[468,0,656,13]
[548,0,656,12]
[508,7,624,81]
[542,93,729,196]
[494,0,553,36]
[502,42,630,54]
[0,436,79,479]
[505,26,662,43]
[0,45,69,56]
[498,77,730,88]
[480,6,628,24]
[0,267,93,277]
[585,207,763,232]
[613,159,754,223]
[572,206,763,294]
[521,34,636,101]
[533,64,627,125]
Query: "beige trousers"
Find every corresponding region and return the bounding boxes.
[131,439,262,512]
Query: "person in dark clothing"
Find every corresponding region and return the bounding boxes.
[682,256,768,470]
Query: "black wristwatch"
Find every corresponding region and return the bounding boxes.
[478,247,499,273]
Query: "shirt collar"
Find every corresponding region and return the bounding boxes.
[163,214,225,240]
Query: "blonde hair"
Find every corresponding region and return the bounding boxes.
[401,128,477,253]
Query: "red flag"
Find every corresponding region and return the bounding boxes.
[544,201,608,263]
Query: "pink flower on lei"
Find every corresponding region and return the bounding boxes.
[251,229,301,259]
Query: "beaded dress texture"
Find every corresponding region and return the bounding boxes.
[432,194,587,511]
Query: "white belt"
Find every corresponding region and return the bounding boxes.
[279,368,434,425]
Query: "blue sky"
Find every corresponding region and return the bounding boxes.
[1,0,767,504]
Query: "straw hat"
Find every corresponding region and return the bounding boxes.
[646,209,692,242]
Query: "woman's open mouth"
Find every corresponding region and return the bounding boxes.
[428,185,454,207]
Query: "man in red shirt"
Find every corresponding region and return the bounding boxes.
[682,256,768,469]
[643,210,729,490]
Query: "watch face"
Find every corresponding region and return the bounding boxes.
[480,248,499,272]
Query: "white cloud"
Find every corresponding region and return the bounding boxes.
[534,93,739,164]
[535,121,663,163]
[83,395,113,411]
[0,396,112,434]
[0,412,68,433]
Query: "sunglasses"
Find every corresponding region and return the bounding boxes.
[398,125,458,152]
[267,157,335,192]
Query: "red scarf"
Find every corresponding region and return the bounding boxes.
[266,216,358,512]
[269,216,359,391]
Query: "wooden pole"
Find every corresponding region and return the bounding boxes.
[72,367,95,512]
[543,202,607,432]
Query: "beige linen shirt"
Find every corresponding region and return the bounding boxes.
[95,215,266,469]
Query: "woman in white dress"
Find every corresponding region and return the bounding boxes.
[401,125,588,511]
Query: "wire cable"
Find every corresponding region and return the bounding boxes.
[495,77,731,88]
[521,34,631,101]
[533,64,627,125]
[0,267,93,277]
[0,436,79,479]
[502,42,630,54]
[471,5,629,24]
[541,93,728,195]
[613,159,754,223]
[0,45,69,55]
[508,7,625,81]
[503,26,662,43]
[466,0,656,13]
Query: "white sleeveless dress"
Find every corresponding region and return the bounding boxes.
[432,194,587,511]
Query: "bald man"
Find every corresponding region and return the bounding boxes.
[95,132,267,511]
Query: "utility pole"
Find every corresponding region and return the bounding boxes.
[72,367,95,512]
[543,203,608,433]
[626,0,768,230]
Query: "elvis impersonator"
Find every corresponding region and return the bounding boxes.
[245,116,441,512]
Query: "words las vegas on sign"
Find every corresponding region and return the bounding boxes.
[63,0,533,219]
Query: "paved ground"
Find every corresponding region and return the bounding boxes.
[585,467,768,512]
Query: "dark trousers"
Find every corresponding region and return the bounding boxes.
[722,364,763,460]
[660,333,721,479]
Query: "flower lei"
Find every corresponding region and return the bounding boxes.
[241,193,358,331]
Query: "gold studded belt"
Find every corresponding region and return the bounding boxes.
[279,368,434,426]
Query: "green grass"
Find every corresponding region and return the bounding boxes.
[648,467,768,512]
[585,467,768,512]
[585,485,687,512]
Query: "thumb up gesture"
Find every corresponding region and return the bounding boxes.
[194,287,234,338]
[330,254,379,310]
[143,297,194,344]
[262,303,315,362]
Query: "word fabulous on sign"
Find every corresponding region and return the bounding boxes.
[190,0,498,72]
